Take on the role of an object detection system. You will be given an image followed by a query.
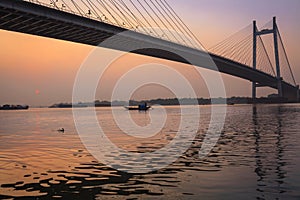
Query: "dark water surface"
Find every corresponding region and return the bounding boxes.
[0,104,300,199]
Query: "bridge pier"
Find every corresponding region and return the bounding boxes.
[297,85,300,102]
[252,17,287,101]
[277,78,283,98]
[252,83,257,100]
[281,84,300,102]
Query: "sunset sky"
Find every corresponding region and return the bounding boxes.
[0,0,299,106]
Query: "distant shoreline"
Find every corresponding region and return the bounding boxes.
[48,96,299,108]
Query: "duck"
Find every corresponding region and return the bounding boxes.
[57,128,64,133]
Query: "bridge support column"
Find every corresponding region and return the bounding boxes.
[252,20,257,100]
[297,85,300,102]
[273,17,283,98]
[277,78,283,98]
[252,83,257,100]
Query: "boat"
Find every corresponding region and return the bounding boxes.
[125,105,151,111]
[125,102,151,111]
[0,104,29,110]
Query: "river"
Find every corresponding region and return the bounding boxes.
[0,104,300,199]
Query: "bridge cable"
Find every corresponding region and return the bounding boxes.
[209,25,252,57]
[85,0,102,19]
[136,0,171,41]
[108,0,139,30]
[158,0,201,49]
[233,34,253,65]
[153,0,196,49]
[79,0,96,17]
[116,0,152,35]
[96,0,122,26]
[216,33,251,61]
[100,0,130,27]
[59,0,70,12]
[144,0,181,43]
[234,37,252,65]
[161,0,204,49]
[257,44,270,74]
[128,0,161,38]
[209,24,252,53]
[258,35,275,75]
[70,0,85,16]
[276,26,296,85]
[225,34,250,61]
[100,0,132,28]
[148,0,187,46]
[86,0,113,24]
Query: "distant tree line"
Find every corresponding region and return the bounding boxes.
[49,95,289,108]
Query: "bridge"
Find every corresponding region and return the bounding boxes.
[0,0,299,102]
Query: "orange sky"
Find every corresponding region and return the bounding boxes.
[0,0,299,106]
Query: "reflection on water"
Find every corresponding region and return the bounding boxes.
[252,105,300,199]
[0,105,300,199]
[253,105,285,198]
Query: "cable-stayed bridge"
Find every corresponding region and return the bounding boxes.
[0,0,299,102]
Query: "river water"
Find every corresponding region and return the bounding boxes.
[0,104,300,199]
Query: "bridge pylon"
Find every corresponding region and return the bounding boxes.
[252,17,282,100]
